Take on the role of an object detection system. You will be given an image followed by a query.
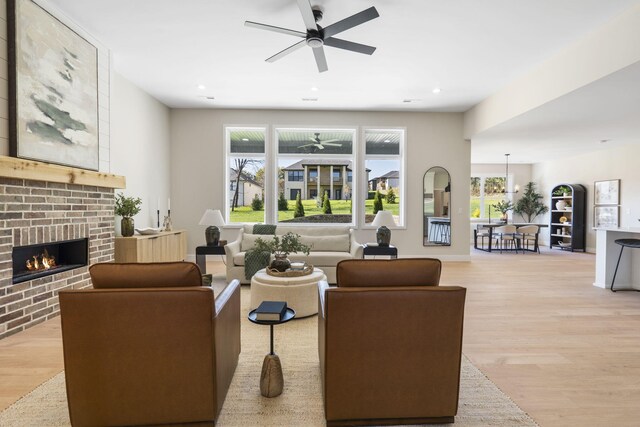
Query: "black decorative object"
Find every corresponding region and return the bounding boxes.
[376,226,391,246]
[199,209,225,246]
[372,210,395,247]
[205,226,220,246]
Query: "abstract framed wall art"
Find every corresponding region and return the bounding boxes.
[594,206,619,228]
[594,179,620,205]
[8,0,99,170]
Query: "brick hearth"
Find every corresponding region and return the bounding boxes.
[0,177,115,339]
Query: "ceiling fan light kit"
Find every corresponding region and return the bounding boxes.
[245,0,379,73]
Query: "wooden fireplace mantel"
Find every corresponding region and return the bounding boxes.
[0,155,126,189]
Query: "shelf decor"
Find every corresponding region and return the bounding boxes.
[594,180,620,205]
[8,0,99,171]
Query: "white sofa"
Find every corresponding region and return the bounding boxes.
[224,225,363,284]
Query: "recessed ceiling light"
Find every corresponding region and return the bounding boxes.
[242,138,249,141]
[197,84,206,90]
[310,86,319,91]
[432,87,441,94]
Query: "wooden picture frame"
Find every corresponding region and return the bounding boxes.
[594,179,620,205]
[7,0,99,171]
[594,205,619,228]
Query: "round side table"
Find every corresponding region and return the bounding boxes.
[248,307,296,397]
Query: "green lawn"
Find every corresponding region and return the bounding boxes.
[471,195,509,218]
[229,199,400,223]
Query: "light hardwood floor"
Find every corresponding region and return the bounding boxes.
[2,249,640,426]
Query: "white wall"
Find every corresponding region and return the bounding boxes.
[532,143,640,252]
[110,72,171,229]
[170,109,470,260]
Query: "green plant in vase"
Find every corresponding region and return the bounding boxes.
[253,232,311,272]
[492,199,514,223]
[553,185,572,196]
[114,192,142,237]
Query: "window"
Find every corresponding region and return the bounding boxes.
[470,175,510,219]
[224,126,405,227]
[277,128,355,224]
[287,170,303,182]
[363,129,404,226]
[226,127,266,224]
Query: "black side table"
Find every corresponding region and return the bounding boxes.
[195,245,225,273]
[248,307,296,397]
[363,244,398,259]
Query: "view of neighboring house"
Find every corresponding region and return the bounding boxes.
[229,169,263,206]
[369,170,399,192]
[282,160,369,200]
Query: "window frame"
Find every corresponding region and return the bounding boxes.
[470,173,514,220]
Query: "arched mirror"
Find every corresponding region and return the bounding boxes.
[423,167,451,246]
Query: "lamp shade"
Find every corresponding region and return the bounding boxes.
[371,210,396,228]
[198,209,225,226]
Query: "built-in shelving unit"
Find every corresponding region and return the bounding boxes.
[550,184,586,252]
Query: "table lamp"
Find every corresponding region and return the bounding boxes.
[371,210,396,246]
[198,209,225,246]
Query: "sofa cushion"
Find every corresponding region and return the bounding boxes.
[276,225,349,236]
[299,234,350,252]
[241,234,275,252]
[89,262,203,289]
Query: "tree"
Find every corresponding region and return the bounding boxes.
[515,182,548,222]
[386,187,397,204]
[251,193,263,211]
[373,190,384,214]
[278,192,289,211]
[231,158,256,211]
[294,192,305,218]
[322,191,332,214]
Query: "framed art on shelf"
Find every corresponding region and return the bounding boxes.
[594,206,619,228]
[7,0,99,171]
[594,179,620,205]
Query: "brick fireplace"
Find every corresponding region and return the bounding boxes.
[0,158,124,339]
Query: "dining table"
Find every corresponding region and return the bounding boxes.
[473,222,548,252]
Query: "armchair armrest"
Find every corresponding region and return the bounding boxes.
[349,230,364,259]
[317,280,331,379]
[213,279,241,417]
[224,230,243,266]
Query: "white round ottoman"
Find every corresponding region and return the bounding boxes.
[250,268,327,318]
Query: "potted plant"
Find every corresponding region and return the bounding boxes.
[514,182,549,223]
[492,199,514,223]
[553,185,571,196]
[114,192,142,237]
[253,232,311,272]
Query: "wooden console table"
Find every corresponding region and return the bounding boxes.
[115,230,187,263]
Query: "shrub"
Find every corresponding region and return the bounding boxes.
[251,193,264,211]
[386,187,397,204]
[278,192,289,211]
[373,190,384,214]
[322,191,332,214]
[294,193,305,218]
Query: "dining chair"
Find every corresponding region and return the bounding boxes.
[476,225,490,249]
[494,225,518,253]
[516,225,540,253]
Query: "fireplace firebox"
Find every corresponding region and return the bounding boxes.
[12,238,89,284]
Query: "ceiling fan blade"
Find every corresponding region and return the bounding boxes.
[297,143,315,148]
[296,0,318,32]
[323,37,376,55]
[266,40,306,62]
[312,46,328,73]
[321,142,342,147]
[319,139,340,143]
[316,144,325,149]
[322,7,379,39]
[245,21,306,38]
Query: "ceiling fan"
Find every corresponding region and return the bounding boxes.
[297,132,342,150]
[245,0,380,72]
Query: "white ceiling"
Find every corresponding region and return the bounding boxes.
[45,0,640,163]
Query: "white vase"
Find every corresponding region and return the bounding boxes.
[556,200,567,210]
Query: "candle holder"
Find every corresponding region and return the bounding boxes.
[156,209,160,228]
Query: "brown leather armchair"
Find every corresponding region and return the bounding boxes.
[59,262,241,426]
[318,259,466,426]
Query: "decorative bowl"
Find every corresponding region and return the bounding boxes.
[558,241,571,248]
[135,227,162,235]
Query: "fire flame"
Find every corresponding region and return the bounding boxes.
[25,249,56,271]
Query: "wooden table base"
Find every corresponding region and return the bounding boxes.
[260,354,284,397]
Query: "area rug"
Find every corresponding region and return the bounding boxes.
[0,287,537,426]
